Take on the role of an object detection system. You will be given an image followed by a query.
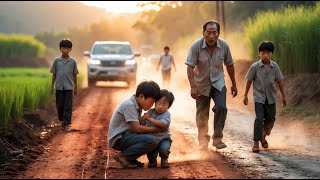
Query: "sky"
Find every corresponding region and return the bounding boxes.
[80,1,142,14]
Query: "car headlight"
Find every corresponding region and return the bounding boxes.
[89,59,101,65]
[125,59,136,65]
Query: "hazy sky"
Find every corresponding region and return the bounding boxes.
[80,1,142,14]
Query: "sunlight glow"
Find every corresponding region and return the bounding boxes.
[81,1,183,14]
[80,1,141,14]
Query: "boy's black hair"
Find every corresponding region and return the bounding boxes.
[159,89,175,108]
[258,41,274,53]
[202,20,220,34]
[59,39,73,49]
[164,46,170,51]
[136,80,161,101]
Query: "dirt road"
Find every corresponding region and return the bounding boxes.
[13,61,320,179]
[16,83,242,179]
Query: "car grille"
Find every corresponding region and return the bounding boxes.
[100,61,125,67]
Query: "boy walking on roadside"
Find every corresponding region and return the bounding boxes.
[243,41,286,153]
[50,39,79,131]
[108,80,167,168]
[140,89,175,168]
[157,46,176,88]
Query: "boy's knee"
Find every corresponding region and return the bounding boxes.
[143,135,157,148]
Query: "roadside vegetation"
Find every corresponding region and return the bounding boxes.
[244,3,320,73]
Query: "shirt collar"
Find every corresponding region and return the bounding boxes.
[258,59,274,67]
[201,38,221,49]
[58,56,71,62]
[130,95,140,110]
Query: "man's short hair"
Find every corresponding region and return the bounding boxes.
[136,80,161,101]
[258,41,274,53]
[159,89,175,108]
[202,20,220,33]
[59,39,72,49]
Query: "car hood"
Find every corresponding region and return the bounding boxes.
[90,54,134,61]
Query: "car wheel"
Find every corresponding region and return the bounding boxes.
[88,78,96,87]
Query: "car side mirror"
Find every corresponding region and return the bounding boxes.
[83,51,90,57]
[134,52,141,57]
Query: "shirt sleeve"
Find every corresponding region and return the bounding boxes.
[123,104,139,122]
[224,45,234,66]
[73,59,79,75]
[50,59,57,74]
[159,112,171,126]
[245,63,256,81]
[185,44,198,67]
[274,63,284,82]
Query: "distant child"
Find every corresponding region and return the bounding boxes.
[108,80,167,169]
[140,89,175,168]
[50,39,79,131]
[243,41,286,153]
[157,46,176,88]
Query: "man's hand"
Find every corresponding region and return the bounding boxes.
[50,87,54,95]
[142,112,150,120]
[231,84,238,98]
[74,89,77,96]
[243,95,248,105]
[190,86,198,99]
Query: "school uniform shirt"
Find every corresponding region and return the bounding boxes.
[108,95,142,148]
[50,56,79,90]
[185,37,234,96]
[245,59,284,104]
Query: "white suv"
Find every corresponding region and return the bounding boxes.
[84,41,140,87]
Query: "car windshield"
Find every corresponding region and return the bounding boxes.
[92,44,132,55]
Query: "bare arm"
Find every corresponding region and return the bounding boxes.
[187,65,198,99]
[128,121,165,133]
[51,74,56,94]
[142,113,168,129]
[243,80,252,105]
[73,74,77,95]
[226,64,238,97]
[171,57,176,71]
[277,80,286,107]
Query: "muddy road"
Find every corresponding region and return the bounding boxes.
[16,83,241,179]
[14,62,320,179]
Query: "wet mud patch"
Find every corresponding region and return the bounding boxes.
[0,109,60,178]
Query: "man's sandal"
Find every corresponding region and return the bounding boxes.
[113,153,137,169]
